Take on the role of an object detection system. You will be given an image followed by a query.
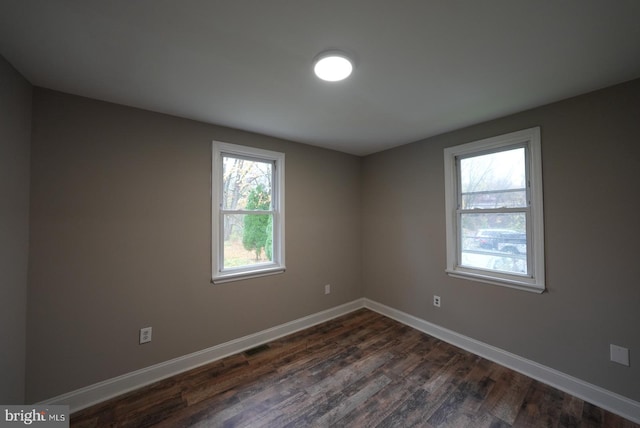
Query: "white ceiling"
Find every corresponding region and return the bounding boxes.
[2,1,640,155]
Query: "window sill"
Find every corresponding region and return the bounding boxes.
[445,269,545,294]
[212,266,286,284]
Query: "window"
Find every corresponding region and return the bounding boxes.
[444,127,545,293]
[212,142,285,283]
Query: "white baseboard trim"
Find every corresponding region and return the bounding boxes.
[40,298,365,413]
[40,297,639,424]
[363,298,640,424]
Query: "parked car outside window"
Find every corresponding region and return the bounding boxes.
[475,229,526,254]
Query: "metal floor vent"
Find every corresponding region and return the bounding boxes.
[243,344,270,357]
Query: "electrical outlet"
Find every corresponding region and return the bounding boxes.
[433,295,441,307]
[610,344,630,366]
[325,284,331,295]
[140,327,152,344]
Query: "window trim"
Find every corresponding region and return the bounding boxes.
[211,141,285,284]
[443,127,545,293]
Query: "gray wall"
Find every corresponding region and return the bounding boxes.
[0,56,31,404]
[27,89,362,402]
[362,78,640,402]
[17,71,640,405]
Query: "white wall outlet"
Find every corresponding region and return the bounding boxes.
[610,344,630,366]
[433,295,441,307]
[324,284,331,295]
[140,327,152,344]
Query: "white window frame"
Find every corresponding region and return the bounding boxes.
[444,127,545,293]
[211,141,285,284]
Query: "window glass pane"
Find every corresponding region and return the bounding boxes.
[460,212,527,275]
[222,213,274,269]
[222,155,273,211]
[460,147,526,209]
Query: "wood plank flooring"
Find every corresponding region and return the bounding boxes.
[71,309,639,427]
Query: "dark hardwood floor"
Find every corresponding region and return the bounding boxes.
[71,309,639,427]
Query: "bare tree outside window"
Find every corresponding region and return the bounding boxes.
[458,147,529,275]
[212,141,285,284]
[221,154,274,269]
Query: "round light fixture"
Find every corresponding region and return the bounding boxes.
[313,50,353,82]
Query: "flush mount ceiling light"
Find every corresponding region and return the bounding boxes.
[313,50,353,82]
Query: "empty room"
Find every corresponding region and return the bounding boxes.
[1,1,639,427]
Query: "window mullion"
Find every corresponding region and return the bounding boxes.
[458,207,528,215]
[221,209,275,215]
